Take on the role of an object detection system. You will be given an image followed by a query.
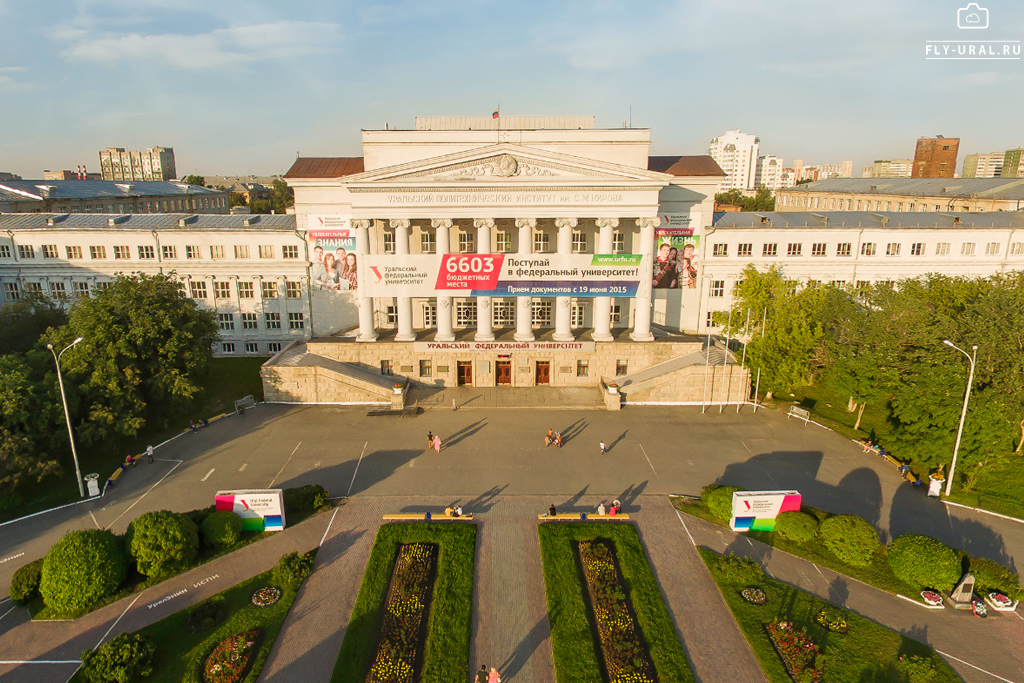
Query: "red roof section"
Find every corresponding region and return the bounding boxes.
[648,155,725,177]
[285,157,365,178]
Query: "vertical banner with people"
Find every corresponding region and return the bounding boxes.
[307,215,360,335]
[653,227,700,290]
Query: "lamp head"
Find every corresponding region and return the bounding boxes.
[72,337,83,344]
[46,343,53,350]
[942,340,954,347]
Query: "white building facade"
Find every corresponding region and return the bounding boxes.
[755,155,784,190]
[709,129,759,191]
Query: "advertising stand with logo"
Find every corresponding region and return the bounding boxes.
[215,489,286,532]
[730,490,802,532]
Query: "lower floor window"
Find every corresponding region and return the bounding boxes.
[576,360,589,377]
[531,300,552,326]
[422,303,436,327]
[381,360,393,375]
[456,301,477,326]
[420,359,432,377]
[288,312,305,329]
[616,360,628,376]
[221,342,235,353]
[610,304,621,324]
[570,303,586,328]
[385,305,397,325]
[245,342,259,353]
[268,342,282,353]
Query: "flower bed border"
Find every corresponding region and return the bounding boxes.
[202,627,264,683]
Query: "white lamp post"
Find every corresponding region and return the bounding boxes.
[47,337,85,498]
[942,340,977,498]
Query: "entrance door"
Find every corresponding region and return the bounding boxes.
[496,361,512,385]
[457,361,473,386]
[535,361,550,385]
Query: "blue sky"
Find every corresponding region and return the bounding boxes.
[1,0,1022,178]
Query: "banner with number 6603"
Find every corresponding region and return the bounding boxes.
[359,253,644,298]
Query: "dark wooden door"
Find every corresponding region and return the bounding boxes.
[457,361,472,386]
[496,361,511,385]
[535,361,550,385]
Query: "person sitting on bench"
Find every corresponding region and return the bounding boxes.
[548,504,557,517]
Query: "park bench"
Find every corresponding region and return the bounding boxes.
[537,513,631,521]
[787,406,811,425]
[880,452,920,484]
[382,513,474,521]
[235,395,256,416]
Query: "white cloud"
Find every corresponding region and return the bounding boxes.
[58,21,340,69]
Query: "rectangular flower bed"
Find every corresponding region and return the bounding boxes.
[763,620,822,683]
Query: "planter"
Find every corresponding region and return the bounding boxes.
[392,385,403,395]
[920,591,943,607]
[984,591,1018,612]
[251,586,281,607]
[203,629,262,683]
[741,587,767,605]
[764,620,823,683]
[815,608,848,634]
[607,384,619,394]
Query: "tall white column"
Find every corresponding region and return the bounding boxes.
[514,218,536,341]
[553,217,577,341]
[631,216,659,342]
[391,219,415,342]
[353,219,377,342]
[474,218,495,341]
[593,218,618,342]
[432,219,455,342]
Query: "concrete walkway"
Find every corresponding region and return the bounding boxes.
[408,385,605,410]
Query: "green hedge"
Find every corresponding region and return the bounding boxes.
[9,558,43,605]
[537,523,694,683]
[967,556,1023,600]
[888,535,961,592]
[774,511,818,543]
[331,523,476,683]
[273,551,315,587]
[283,485,330,515]
[80,633,156,683]
[127,511,200,578]
[701,485,744,521]
[200,511,244,549]
[41,529,127,615]
[819,515,879,567]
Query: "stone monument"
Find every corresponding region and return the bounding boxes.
[948,572,975,610]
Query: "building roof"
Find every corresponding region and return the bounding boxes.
[0,213,297,232]
[284,157,365,179]
[779,177,1024,199]
[648,155,725,177]
[0,180,223,200]
[712,211,1024,229]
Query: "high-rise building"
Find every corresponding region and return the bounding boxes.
[912,136,959,178]
[865,159,913,178]
[709,129,759,191]
[794,161,854,182]
[962,153,1005,178]
[755,155,784,190]
[1001,149,1024,178]
[98,147,176,181]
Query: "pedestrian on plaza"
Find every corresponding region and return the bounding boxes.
[548,504,557,517]
[555,432,563,448]
[599,440,607,454]
[455,505,463,517]
[488,667,501,683]
[146,445,154,463]
[427,431,434,450]
[476,665,488,683]
[433,435,442,453]
[545,428,553,447]
[452,399,458,411]
[598,502,606,516]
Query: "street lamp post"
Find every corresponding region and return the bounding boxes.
[47,337,85,498]
[942,340,977,498]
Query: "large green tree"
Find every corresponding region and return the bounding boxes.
[0,294,68,355]
[181,174,205,187]
[714,186,775,211]
[270,178,294,214]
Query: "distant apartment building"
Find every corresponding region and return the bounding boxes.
[961,153,1004,178]
[709,129,759,191]
[230,182,273,204]
[0,180,229,214]
[793,160,854,182]
[1001,149,1024,178]
[775,178,1024,213]
[0,173,22,181]
[43,169,102,181]
[99,147,176,181]
[755,155,784,190]
[912,137,959,178]
[863,159,913,178]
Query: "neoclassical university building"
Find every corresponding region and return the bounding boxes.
[3,116,1024,407]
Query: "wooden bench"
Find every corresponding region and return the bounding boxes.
[537,513,631,521]
[880,453,920,484]
[382,513,475,521]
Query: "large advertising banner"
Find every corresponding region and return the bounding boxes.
[359,253,644,298]
[308,216,358,291]
[730,490,802,532]
[653,227,700,290]
[215,489,286,532]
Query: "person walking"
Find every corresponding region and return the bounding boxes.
[452,398,458,411]
[426,431,434,450]
[146,444,155,463]
[488,667,501,683]
[599,440,607,454]
[433,435,442,453]
[476,665,489,683]
[554,432,563,448]
[545,428,553,447]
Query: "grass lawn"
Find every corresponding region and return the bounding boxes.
[1,357,267,523]
[331,522,476,683]
[69,552,313,683]
[698,547,960,683]
[946,456,1024,520]
[672,498,923,600]
[537,523,693,683]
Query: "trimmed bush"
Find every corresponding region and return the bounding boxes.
[273,551,315,587]
[80,632,155,683]
[185,504,216,529]
[966,556,1023,600]
[715,553,764,585]
[819,515,879,567]
[126,510,199,578]
[40,529,126,614]
[774,511,819,543]
[8,558,43,605]
[283,484,329,514]
[703,485,743,521]
[888,535,961,592]
[200,510,244,549]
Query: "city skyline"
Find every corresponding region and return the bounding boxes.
[1,0,1023,179]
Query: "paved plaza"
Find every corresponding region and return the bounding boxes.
[0,402,1022,682]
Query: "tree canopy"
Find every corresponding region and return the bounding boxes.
[181,174,205,187]
[715,186,775,211]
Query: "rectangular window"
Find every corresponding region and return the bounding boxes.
[237,281,254,298]
[383,233,396,254]
[422,303,437,327]
[282,245,299,259]
[572,231,587,253]
[241,312,258,330]
[1010,242,1024,255]
[706,311,716,328]
[0,245,9,258]
[66,246,83,259]
[458,233,474,253]
[861,242,877,256]
[495,232,511,253]
[74,281,90,297]
[710,280,725,297]
[886,243,901,256]
[421,233,436,254]
[712,243,728,257]
[385,306,397,324]
[610,304,621,324]
[419,359,432,377]
[762,243,778,257]
[221,343,235,353]
[288,312,305,329]
[961,242,976,256]
[49,282,67,300]
[218,313,235,330]
[456,301,477,326]
[190,281,207,299]
[268,342,282,353]
[737,243,752,257]
[811,243,827,257]
[493,300,515,326]
[24,282,42,295]
[262,281,278,299]
[828,280,847,289]
[4,283,20,301]
[186,245,201,259]
[533,232,550,253]
[807,279,821,289]
[787,243,802,257]
[18,245,35,259]
[259,245,274,259]
[96,281,112,292]
[612,231,625,253]
[43,244,58,258]
[936,242,951,255]
[162,245,177,259]
[576,359,589,377]
[570,303,586,328]
[286,281,301,298]
[985,242,1000,256]
[531,300,552,326]
[245,342,259,354]
[615,360,628,377]
[215,281,231,299]
[911,243,925,256]
[234,245,250,259]
[136,245,153,259]
[211,245,225,259]
[265,312,281,329]
[380,360,393,375]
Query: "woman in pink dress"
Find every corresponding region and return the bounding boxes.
[433,435,441,453]
[488,667,501,683]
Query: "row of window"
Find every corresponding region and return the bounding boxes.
[386,301,620,328]
[3,280,111,300]
[711,241,1024,258]
[1,244,300,261]
[217,312,305,331]
[49,197,227,214]
[388,230,628,255]
[383,358,631,379]
[220,341,284,355]
[705,277,930,302]
[780,195,966,213]
[189,280,302,300]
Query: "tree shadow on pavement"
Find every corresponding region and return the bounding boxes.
[497,615,550,681]
[828,575,850,607]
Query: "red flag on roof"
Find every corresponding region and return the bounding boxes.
[492,107,499,119]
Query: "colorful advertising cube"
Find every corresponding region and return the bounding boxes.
[215,489,286,532]
[730,490,802,532]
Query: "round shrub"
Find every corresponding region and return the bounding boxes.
[80,632,155,683]
[703,485,744,521]
[8,558,44,605]
[774,511,819,543]
[888,534,961,592]
[273,551,315,586]
[127,510,199,578]
[40,529,126,614]
[968,556,1024,600]
[819,515,879,567]
[715,553,764,585]
[200,510,244,549]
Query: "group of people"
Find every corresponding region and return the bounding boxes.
[189,418,210,433]
[476,665,500,683]
[544,429,562,448]
[311,245,359,291]
[443,504,473,518]
[426,431,442,453]
[546,499,622,517]
[652,242,698,289]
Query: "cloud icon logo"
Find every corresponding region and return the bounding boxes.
[958,3,989,29]
[966,13,980,23]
